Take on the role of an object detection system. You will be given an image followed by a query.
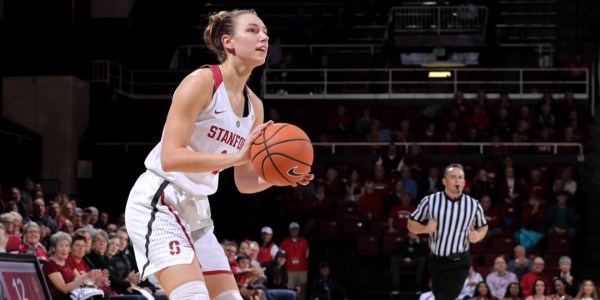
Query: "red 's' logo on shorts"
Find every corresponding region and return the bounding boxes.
[169,241,181,255]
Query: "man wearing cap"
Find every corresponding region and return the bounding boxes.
[280,222,309,300]
[258,226,280,264]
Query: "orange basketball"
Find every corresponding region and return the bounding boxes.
[251,123,313,186]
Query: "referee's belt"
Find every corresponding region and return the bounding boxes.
[431,251,469,262]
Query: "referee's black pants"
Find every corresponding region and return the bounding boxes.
[428,252,471,300]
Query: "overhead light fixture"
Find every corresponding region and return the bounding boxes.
[428,71,451,78]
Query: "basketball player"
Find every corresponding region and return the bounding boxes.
[125,10,313,300]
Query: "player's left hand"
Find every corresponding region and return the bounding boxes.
[291,173,314,187]
[469,226,481,243]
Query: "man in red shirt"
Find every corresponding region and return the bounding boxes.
[520,256,551,297]
[280,222,309,300]
[387,192,415,233]
[258,226,280,264]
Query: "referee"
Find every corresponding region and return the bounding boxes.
[408,163,488,300]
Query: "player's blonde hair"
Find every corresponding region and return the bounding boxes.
[204,9,257,63]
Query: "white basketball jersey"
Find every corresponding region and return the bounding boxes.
[145,65,255,195]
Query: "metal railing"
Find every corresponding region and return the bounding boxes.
[91,61,589,102]
[392,5,488,34]
[262,67,589,100]
[96,141,583,156]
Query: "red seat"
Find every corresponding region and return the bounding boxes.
[491,236,515,254]
[319,218,340,241]
[336,202,358,219]
[382,232,404,256]
[342,216,367,240]
[546,236,571,255]
[356,234,380,256]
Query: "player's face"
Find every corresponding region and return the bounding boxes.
[442,167,465,193]
[229,13,269,66]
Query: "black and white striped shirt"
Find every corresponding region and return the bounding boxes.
[410,192,487,257]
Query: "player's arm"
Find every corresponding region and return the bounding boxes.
[234,90,274,193]
[161,69,257,173]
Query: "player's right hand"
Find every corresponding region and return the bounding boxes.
[425,218,437,233]
[237,120,273,165]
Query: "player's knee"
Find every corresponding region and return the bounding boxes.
[169,280,210,300]
[213,290,243,300]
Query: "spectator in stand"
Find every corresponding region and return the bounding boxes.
[258,226,280,264]
[86,230,143,297]
[74,227,93,255]
[471,169,497,201]
[354,108,373,134]
[440,131,460,154]
[1,201,17,213]
[262,250,299,300]
[498,166,527,205]
[465,105,492,137]
[344,169,364,202]
[400,167,418,199]
[358,180,382,219]
[246,240,267,285]
[20,178,35,208]
[57,201,76,229]
[267,36,283,68]
[552,277,574,300]
[565,52,589,80]
[504,282,524,300]
[452,91,471,119]
[280,222,309,300]
[575,280,598,300]
[9,187,30,219]
[521,257,552,298]
[537,104,556,133]
[19,222,49,263]
[389,232,427,295]
[309,261,348,300]
[419,122,439,144]
[508,245,533,281]
[233,254,259,287]
[533,127,555,154]
[48,201,61,223]
[383,180,405,216]
[86,206,99,228]
[521,195,548,234]
[492,107,514,140]
[473,282,498,300]
[547,192,578,237]
[326,105,352,133]
[396,119,416,142]
[97,211,110,230]
[487,256,519,299]
[387,191,415,233]
[403,144,428,177]
[314,184,335,218]
[366,119,392,153]
[324,167,344,201]
[557,256,577,296]
[375,143,404,175]
[43,232,105,300]
[515,106,536,132]
[60,219,75,235]
[526,169,551,201]
[526,279,551,300]
[224,241,239,267]
[457,265,484,300]
[560,167,578,196]
[481,195,501,237]
[28,198,58,233]
[559,92,582,124]
[538,92,557,115]
[0,212,21,252]
[0,224,7,253]
[371,164,393,198]
[558,127,582,154]
[420,166,443,196]
[67,234,116,297]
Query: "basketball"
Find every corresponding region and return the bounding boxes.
[251,123,313,186]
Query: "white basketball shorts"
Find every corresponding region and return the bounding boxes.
[125,170,231,280]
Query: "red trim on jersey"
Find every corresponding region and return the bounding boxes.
[160,193,196,252]
[203,270,233,276]
[199,64,223,93]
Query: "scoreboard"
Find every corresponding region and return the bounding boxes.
[0,254,51,300]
